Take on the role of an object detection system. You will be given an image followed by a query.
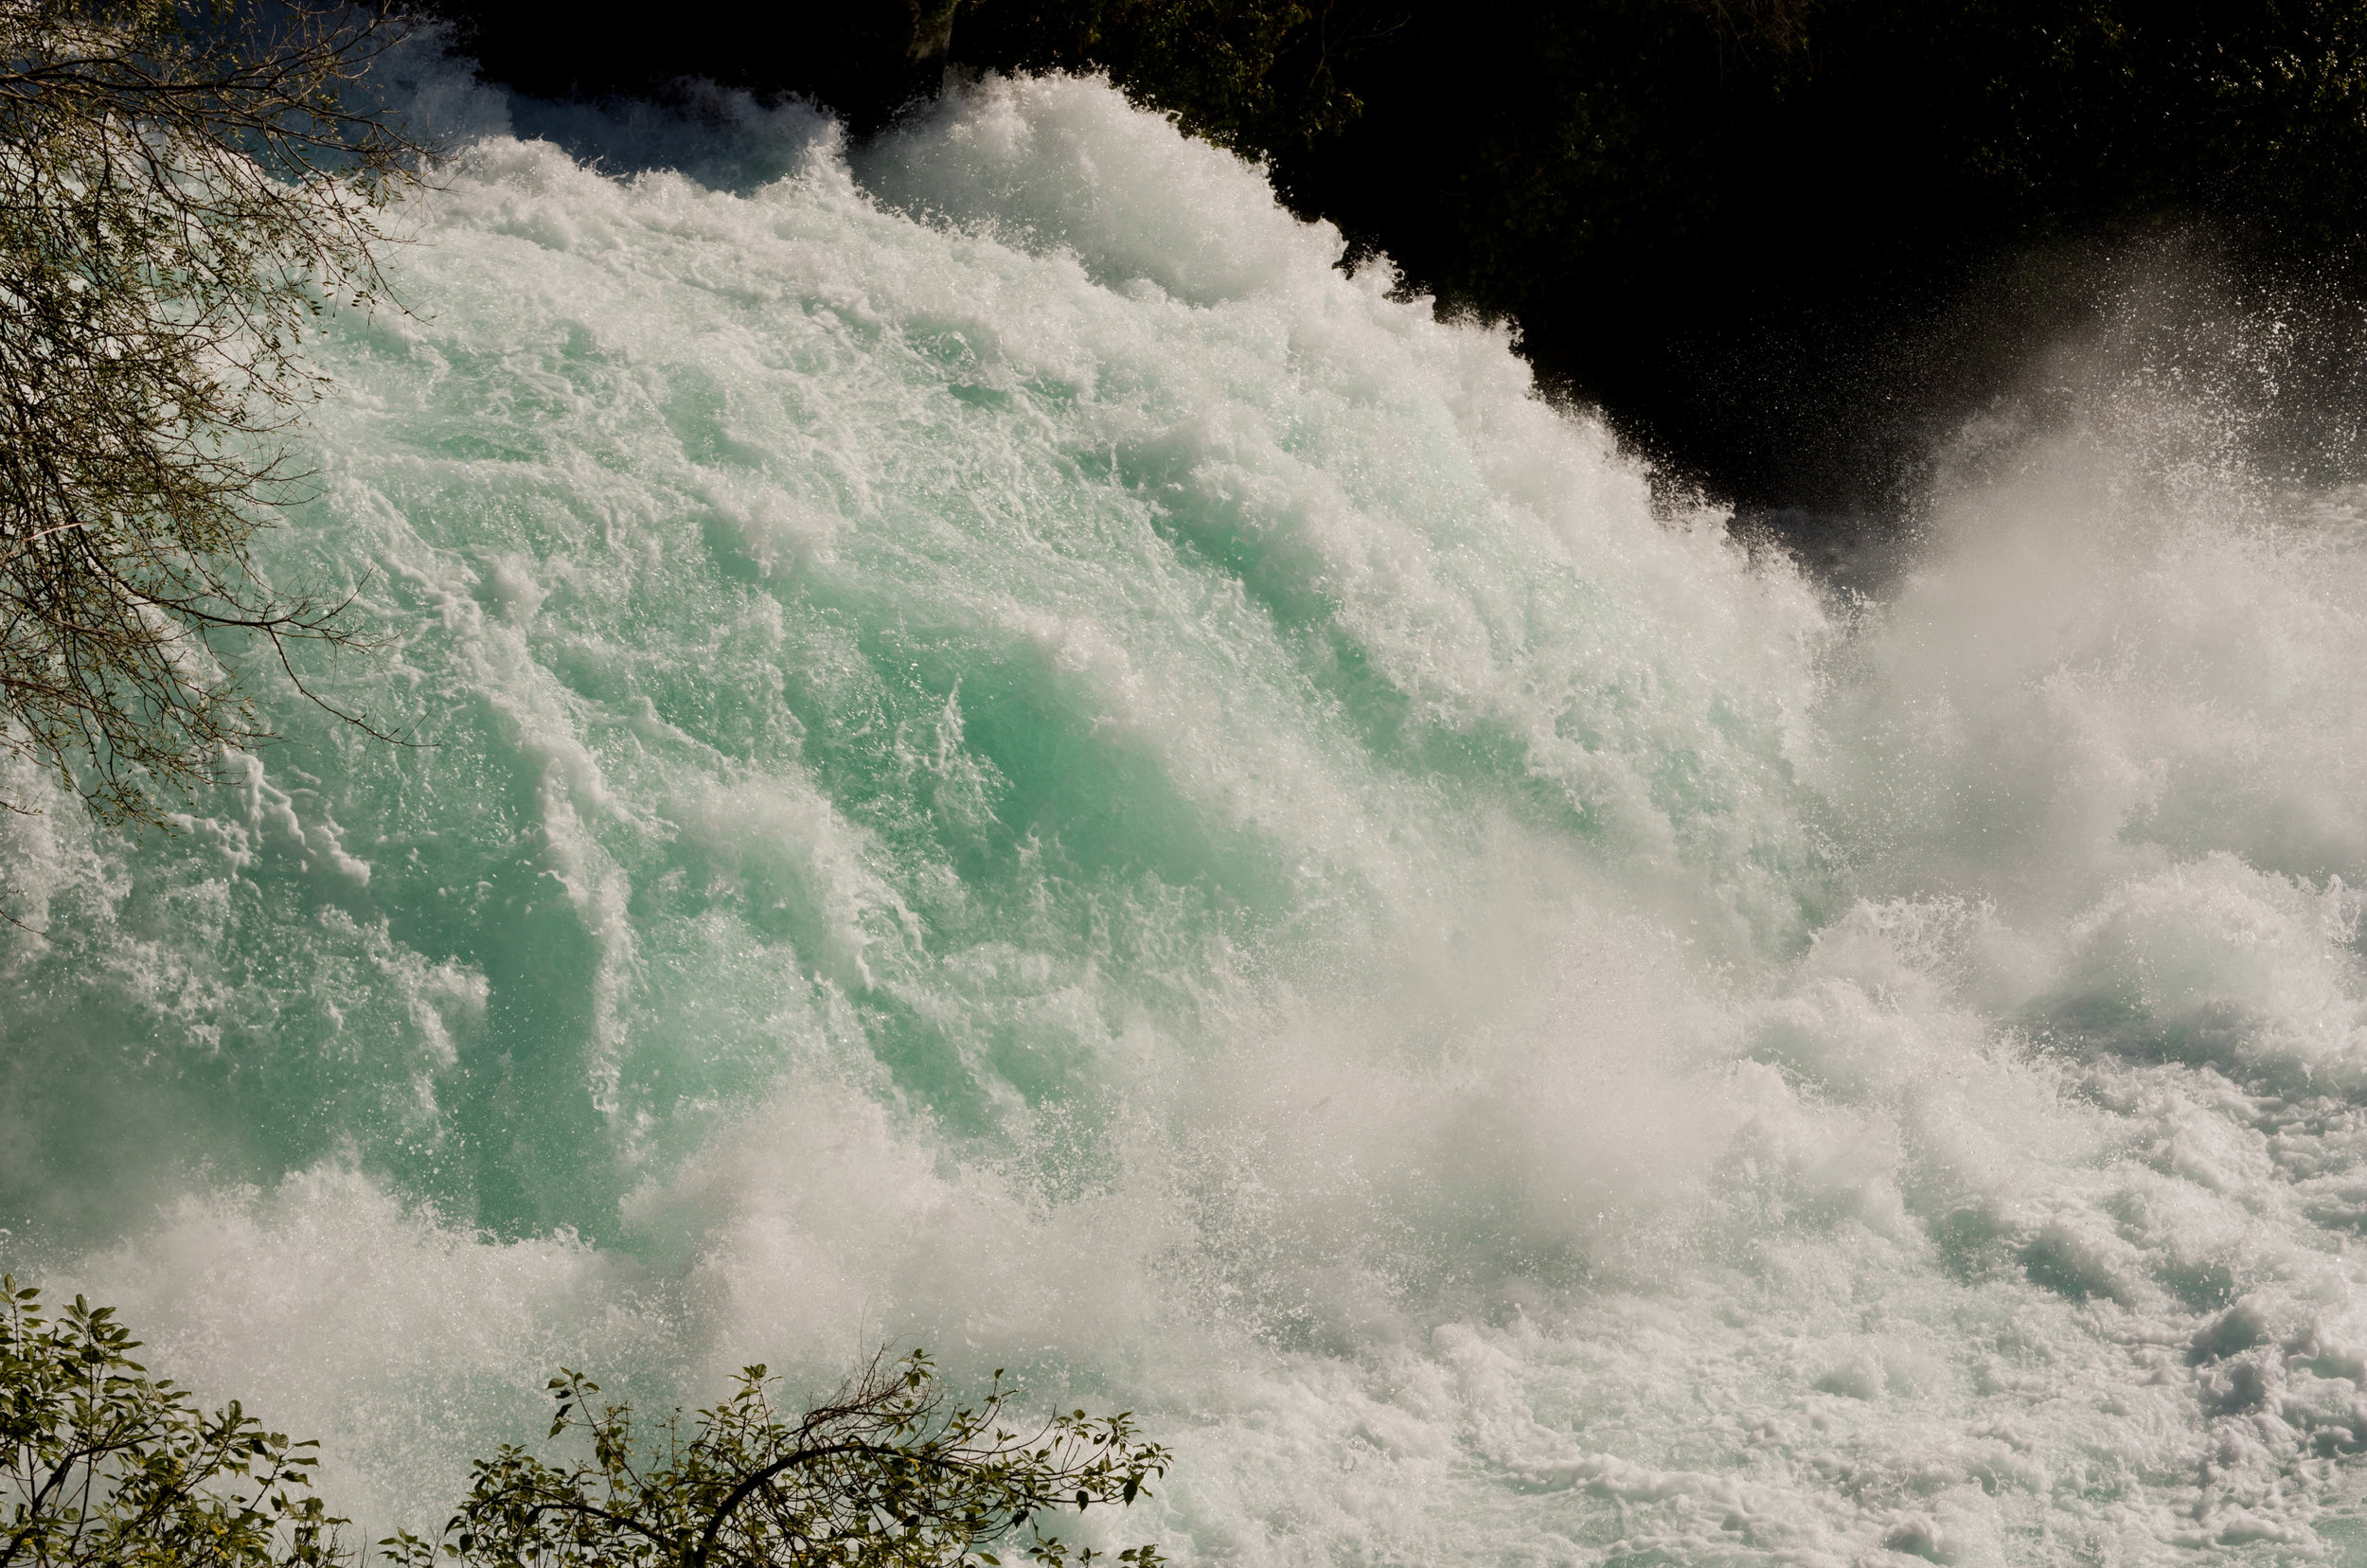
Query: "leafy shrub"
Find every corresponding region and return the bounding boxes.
[4,1278,1171,1568]
[385,1353,1169,1568]
[0,1277,345,1568]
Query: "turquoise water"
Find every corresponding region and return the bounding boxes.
[9,70,2367,1564]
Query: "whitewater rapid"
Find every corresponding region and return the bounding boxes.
[7,69,2367,1565]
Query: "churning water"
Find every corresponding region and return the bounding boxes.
[9,69,2367,1566]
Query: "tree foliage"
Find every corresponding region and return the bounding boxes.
[4,1284,1175,1568]
[1154,0,2367,510]
[0,0,429,829]
[384,1352,1169,1568]
[0,1277,345,1568]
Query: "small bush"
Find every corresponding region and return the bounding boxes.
[385,1352,1169,1568]
[3,1279,1172,1568]
[0,1276,345,1568]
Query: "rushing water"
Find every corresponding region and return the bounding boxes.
[8,68,2367,1566]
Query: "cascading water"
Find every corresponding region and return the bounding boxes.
[8,66,2367,1565]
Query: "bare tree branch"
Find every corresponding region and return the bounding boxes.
[0,0,436,830]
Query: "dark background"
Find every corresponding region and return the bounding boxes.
[424,0,2367,564]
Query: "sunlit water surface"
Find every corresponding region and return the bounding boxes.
[9,68,2367,1567]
